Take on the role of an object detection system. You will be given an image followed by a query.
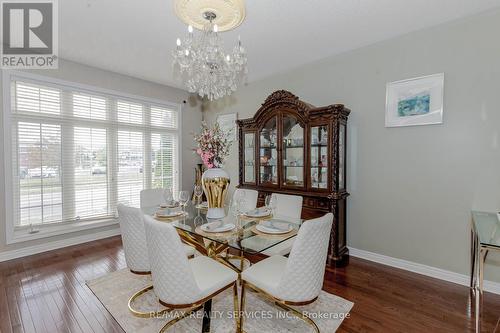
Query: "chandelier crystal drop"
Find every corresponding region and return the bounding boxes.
[172,12,248,101]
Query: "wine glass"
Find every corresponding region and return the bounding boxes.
[233,190,246,210]
[163,188,173,205]
[269,195,277,216]
[193,185,203,205]
[264,195,272,211]
[230,197,242,229]
[193,213,203,227]
[178,190,190,214]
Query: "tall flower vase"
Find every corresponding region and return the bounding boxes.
[201,168,230,219]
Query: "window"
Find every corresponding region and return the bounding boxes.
[17,122,62,225]
[151,133,178,189]
[74,127,108,219]
[6,74,181,234]
[117,130,144,208]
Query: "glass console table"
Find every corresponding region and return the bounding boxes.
[470,211,500,332]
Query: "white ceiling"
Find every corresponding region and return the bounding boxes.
[60,0,500,89]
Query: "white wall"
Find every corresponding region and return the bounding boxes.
[203,10,500,280]
[0,59,202,254]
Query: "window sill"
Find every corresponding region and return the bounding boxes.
[7,218,119,245]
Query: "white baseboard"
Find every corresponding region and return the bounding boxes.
[0,228,121,263]
[349,247,500,295]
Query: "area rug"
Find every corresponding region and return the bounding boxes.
[87,269,353,332]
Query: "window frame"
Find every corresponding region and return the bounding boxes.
[2,70,183,244]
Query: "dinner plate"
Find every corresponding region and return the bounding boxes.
[155,209,184,218]
[200,222,235,233]
[159,201,179,208]
[256,220,293,234]
[244,208,271,218]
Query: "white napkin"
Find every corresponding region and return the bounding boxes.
[257,220,292,234]
[201,222,235,233]
[245,207,271,217]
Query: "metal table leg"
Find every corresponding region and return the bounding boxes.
[202,299,212,333]
[470,228,477,289]
[475,246,486,333]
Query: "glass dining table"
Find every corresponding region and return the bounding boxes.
[141,203,302,333]
[142,204,302,257]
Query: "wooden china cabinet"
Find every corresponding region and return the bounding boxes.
[237,90,350,266]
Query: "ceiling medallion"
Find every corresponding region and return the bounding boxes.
[172,0,248,101]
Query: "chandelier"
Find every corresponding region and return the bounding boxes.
[172,10,248,101]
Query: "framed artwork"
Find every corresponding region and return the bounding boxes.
[216,113,238,141]
[385,73,444,127]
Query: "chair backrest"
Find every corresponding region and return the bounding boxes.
[234,188,258,213]
[143,215,202,305]
[117,204,150,273]
[271,193,303,220]
[276,213,333,303]
[140,189,165,208]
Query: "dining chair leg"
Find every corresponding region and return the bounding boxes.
[239,249,244,272]
[240,281,247,333]
[158,305,203,333]
[243,281,320,333]
[128,285,172,318]
[274,301,320,333]
[233,282,241,333]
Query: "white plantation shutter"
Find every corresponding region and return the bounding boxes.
[15,82,61,115]
[151,133,178,193]
[8,76,181,230]
[74,127,109,219]
[73,93,107,120]
[117,130,144,207]
[150,106,178,128]
[117,100,143,124]
[16,122,62,226]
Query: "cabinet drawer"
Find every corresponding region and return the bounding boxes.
[317,199,329,209]
[305,198,316,208]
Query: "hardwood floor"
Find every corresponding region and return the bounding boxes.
[0,236,499,333]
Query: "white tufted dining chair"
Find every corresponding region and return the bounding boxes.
[140,189,165,208]
[118,204,196,272]
[240,213,333,332]
[261,193,303,256]
[271,193,303,220]
[118,204,196,317]
[143,215,240,332]
[233,188,258,213]
[118,204,152,274]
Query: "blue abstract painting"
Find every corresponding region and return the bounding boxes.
[397,92,430,117]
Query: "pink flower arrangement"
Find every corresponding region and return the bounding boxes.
[193,122,233,169]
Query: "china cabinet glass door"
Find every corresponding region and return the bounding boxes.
[282,115,304,187]
[243,132,256,184]
[310,125,329,189]
[259,117,278,185]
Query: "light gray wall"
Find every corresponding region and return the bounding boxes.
[203,10,500,280]
[0,59,202,254]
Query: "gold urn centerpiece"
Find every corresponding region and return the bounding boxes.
[194,122,233,219]
[201,168,230,219]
